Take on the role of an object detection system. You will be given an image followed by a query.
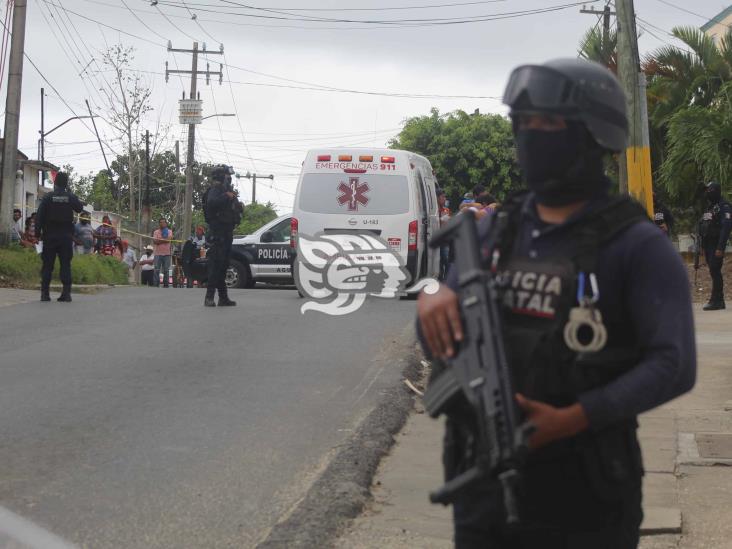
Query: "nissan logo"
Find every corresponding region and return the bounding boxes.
[348,218,357,226]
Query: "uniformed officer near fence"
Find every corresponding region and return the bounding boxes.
[417,59,696,548]
[203,165,243,307]
[35,172,84,302]
[699,181,732,310]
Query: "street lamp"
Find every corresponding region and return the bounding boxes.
[201,113,235,121]
[38,115,98,163]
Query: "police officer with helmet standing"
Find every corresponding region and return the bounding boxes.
[417,58,696,548]
[698,181,732,310]
[35,171,84,302]
[203,164,243,307]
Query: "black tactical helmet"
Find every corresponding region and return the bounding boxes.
[706,181,722,202]
[210,164,234,183]
[503,58,628,152]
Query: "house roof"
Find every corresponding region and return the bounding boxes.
[22,159,60,172]
[701,6,732,32]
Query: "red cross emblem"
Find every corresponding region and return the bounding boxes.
[337,177,370,212]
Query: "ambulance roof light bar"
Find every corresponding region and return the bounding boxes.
[381,156,395,163]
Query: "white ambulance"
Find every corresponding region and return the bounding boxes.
[291,148,441,288]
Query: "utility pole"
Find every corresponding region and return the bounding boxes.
[0,0,27,245]
[615,0,654,213]
[40,88,45,163]
[238,172,274,204]
[142,130,151,235]
[580,4,616,58]
[174,140,181,238]
[165,42,223,237]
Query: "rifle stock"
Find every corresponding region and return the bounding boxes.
[424,211,530,524]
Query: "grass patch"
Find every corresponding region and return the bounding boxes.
[0,246,128,288]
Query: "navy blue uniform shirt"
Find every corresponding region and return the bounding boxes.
[430,194,696,429]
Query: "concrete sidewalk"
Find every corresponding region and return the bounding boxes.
[338,306,732,548]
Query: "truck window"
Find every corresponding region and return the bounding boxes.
[269,218,291,242]
[297,173,410,215]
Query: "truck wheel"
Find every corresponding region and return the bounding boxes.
[226,259,250,289]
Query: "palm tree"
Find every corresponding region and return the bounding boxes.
[578,26,618,73]
[646,26,732,129]
[661,82,732,197]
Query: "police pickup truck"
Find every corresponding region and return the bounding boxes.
[226,214,293,288]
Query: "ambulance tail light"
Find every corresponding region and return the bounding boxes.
[381,156,395,163]
[408,220,418,251]
[290,217,298,249]
[317,155,331,162]
[338,154,352,162]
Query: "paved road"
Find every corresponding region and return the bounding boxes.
[0,286,416,548]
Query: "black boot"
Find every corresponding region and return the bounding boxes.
[40,288,51,302]
[703,301,726,311]
[204,287,217,307]
[57,286,72,302]
[217,288,237,307]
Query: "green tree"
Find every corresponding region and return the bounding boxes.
[647,26,732,204]
[389,108,521,206]
[578,26,618,72]
[70,169,117,212]
[235,202,278,235]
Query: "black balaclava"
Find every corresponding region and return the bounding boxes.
[706,182,722,205]
[514,120,608,207]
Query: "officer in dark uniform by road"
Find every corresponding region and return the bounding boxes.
[35,172,84,302]
[417,59,696,548]
[699,181,732,310]
[203,165,243,307]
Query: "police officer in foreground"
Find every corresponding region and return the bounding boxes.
[699,181,732,310]
[203,165,243,307]
[35,172,84,302]
[417,59,696,548]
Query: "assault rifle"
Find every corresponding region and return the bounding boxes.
[692,232,701,287]
[423,210,531,524]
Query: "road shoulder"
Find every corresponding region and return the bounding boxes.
[256,325,422,548]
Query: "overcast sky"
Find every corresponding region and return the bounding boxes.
[1,0,730,213]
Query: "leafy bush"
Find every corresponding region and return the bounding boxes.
[0,246,128,288]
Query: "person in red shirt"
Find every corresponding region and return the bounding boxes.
[152,218,173,288]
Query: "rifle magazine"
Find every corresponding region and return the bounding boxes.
[423,369,461,418]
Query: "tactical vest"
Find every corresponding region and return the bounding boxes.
[488,193,650,408]
[203,185,243,228]
[46,190,75,225]
[440,194,650,503]
[700,201,730,245]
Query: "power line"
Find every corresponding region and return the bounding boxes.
[652,0,730,28]
[154,2,200,41]
[151,0,599,27]
[48,1,500,100]
[222,52,256,172]
[161,0,510,12]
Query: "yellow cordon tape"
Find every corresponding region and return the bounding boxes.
[86,215,187,245]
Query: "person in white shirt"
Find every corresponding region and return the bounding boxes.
[120,240,137,284]
[139,245,155,286]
